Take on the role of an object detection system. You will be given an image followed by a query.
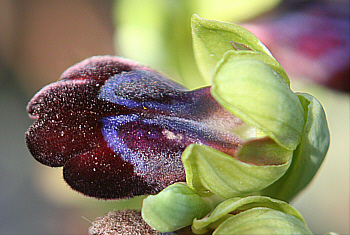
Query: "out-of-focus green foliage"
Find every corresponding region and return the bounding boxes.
[113,0,281,89]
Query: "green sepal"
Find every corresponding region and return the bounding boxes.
[192,196,312,235]
[260,93,330,201]
[236,137,292,165]
[141,183,213,233]
[211,51,304,150]
[182,143,292,199]
[191,14,285,84]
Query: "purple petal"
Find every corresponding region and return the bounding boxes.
[63,142,154,199]
[25,56,243,199]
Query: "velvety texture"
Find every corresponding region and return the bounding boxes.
[26,56,242,199]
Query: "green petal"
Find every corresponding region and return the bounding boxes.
[182,143,292,199]
[211,51,304,150]
[236,137,292,165]
[260,93,330,201]
[214,208,312,234]
[191,14,281,84]
[192,196,311,234]
[141,183,213,233]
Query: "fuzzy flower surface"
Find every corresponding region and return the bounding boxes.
[25,56,242,199]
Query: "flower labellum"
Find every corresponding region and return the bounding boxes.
[25,56,242,199]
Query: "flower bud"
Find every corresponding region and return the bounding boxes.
[142,183,213,233]
[192,196,312,235]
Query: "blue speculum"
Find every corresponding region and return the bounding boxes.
[25,56,242,199]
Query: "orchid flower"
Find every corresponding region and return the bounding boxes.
[26,15,330,234]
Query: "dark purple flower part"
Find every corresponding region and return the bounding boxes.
[26,56,242,199]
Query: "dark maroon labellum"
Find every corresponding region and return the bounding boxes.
[25,56,241,199]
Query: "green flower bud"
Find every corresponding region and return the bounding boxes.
[192,196,312,235]
[142,183,213,233]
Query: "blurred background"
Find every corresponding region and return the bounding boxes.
[0,0,348,234]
